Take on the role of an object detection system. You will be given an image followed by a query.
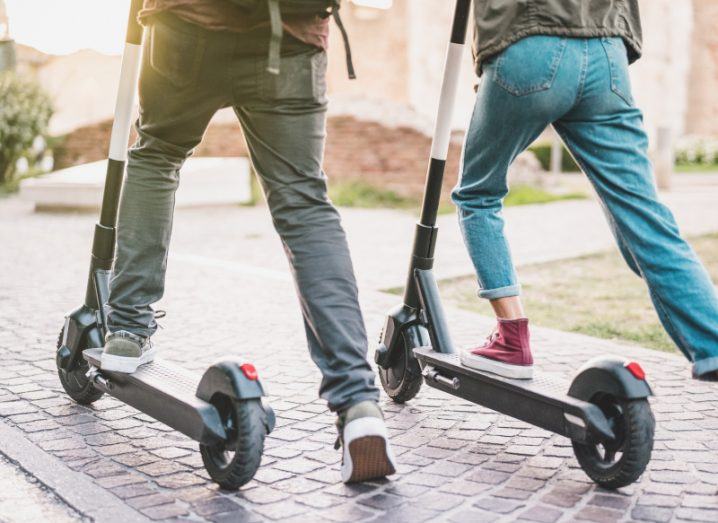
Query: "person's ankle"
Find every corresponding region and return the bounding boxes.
[341,400,383,423]
[489,296,525,320]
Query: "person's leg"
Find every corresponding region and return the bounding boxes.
[453,37,578,305]
[235,45,394,481]
[555,37,718,379]
[234,48,378,412]
[105,15,228,370]
[452,36,580,377]
[491,297,525,320]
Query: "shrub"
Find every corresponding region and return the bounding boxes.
[529,142,581,172]
[0,73,53,187]
[675,135,718,166]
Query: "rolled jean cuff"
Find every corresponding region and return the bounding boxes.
[478,284,521,300]
[692,356,718,378]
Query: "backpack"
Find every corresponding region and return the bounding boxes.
[227,0,355,79]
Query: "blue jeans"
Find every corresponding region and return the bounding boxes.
[452,36,718,377]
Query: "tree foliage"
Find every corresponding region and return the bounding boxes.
[0,73,53,185]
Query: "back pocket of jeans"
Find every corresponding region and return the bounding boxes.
[149,19,206,89]
[258,50,327,102]
[600,37,634,106]
[494,36,567,96]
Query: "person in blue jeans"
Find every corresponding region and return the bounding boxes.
[453,1,718,381]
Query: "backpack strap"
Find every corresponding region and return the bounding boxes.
[265,0,356,80]
[331,9,356,80]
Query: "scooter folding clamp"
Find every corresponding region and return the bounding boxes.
[86,365,112,391]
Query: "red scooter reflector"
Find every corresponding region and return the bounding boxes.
[240,363,258,381]
[624,361,646,380]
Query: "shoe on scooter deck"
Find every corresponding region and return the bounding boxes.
[413,346,615,444]
[83,348,226,444]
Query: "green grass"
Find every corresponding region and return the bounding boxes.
[503,184,586,206]
[326,180,585,212]
[675,163,718,174]
[435,233,718,353]
[329,180,415,209]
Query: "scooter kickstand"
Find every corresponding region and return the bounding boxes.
[422,365,460,390]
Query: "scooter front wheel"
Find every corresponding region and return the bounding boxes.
[378,326,424,403]
[572,395,654,489]
[56,328,104,405]
[200,397,266,490]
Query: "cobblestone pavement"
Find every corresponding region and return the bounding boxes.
[1,196,718,522]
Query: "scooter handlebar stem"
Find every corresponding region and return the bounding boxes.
[419,0,471,227]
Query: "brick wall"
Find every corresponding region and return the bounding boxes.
[53,116,465,198]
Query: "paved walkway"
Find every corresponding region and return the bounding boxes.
[143,173,718,292]
[1,177,718,522]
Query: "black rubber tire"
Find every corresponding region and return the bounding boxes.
[572,397,654,489]
[56,328,104,405]
[378,328,423,404]
[200,397,266,490]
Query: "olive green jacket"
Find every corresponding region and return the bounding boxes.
[473,0,643,73]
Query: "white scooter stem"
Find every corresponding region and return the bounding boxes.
[403,0,471,308]
[108,0,144,163]
[96,0,143,229]
[86,0,144,311]
[419,0,472,227]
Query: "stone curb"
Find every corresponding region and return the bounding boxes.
[0,420,152,523]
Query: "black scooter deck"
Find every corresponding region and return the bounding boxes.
[413,347,614,443]
[83,348,226,445]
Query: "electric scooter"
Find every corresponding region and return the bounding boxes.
[375,0,655,489]
[55,0,275,490]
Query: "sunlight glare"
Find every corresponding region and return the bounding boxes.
[6,0,130,55]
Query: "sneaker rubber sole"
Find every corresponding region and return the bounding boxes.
[341,417,396,483]
[100,347,156,374]
[460,350,534,380]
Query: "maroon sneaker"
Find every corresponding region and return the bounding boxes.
[460,318,534,379]
[694,370,718,382]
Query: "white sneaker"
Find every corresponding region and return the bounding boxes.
[336,401,397,483]
[101,330,156,373]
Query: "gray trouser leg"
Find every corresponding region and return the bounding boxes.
[108,12,379,411]
[107,133,190,337]
[235,93,379,412]
[107,15,224,337]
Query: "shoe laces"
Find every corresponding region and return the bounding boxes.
[154,310,166,331]
[486,326,500,343]
[334,415,345,450]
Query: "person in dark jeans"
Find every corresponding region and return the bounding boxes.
[100,1,396,483]
[453,0,718,381]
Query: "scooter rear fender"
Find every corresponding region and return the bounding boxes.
[569,356,653,402]
[196,361,275,433]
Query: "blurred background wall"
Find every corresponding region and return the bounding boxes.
[7,0,718,195]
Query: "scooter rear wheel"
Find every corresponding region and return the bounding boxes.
[572,394,654,489]
[378,327,424,403]
[200,396,266,490]
[56,328,104,405]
